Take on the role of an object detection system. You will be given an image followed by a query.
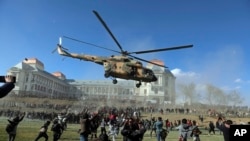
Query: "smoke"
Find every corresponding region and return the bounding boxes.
[173,45,245,88]
[200,45,244,86]
[171,45,249,106]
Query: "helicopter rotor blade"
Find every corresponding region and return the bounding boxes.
[93,10,125,53]
[129,44,193,54]
[128,54,168,68]
[62,36,121,54]
[52,48,57,54]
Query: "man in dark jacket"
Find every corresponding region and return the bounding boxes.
[121,118,140,141]
[6,112,25,141]
[191,120,202,141]
[0,75,15,98]
[51,119,63,141]
[208,121,215,135]
[79,112,91,141]
[216,117,232,141]
[35,120,51,141]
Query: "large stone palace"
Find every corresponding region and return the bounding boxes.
[6,58,176,105]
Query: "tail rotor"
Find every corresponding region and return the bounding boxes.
[52,37,68,54]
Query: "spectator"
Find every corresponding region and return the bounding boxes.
[208,121,215,135]
[154,117,163,141]
[179,118,190,141]
[216,117,233,141]
[90,120,99,139]
[6,112,25,141]
[137,121,146,141]
[191,120,202,141]
[121,118,140,141]
[51,119,63,141]
[35,120,51,141]
[79,112,91,141]
[100,118,107,135]
[150,117,156,138]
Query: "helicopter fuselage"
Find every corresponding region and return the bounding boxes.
[57,45,157,83]
[103,59,157,82]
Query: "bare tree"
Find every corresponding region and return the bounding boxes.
[178,82,198,105]
[205,84,227,106]
[227,90,243,107]
[205,84,215,106]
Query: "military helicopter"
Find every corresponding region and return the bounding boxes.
[55,10,193,88]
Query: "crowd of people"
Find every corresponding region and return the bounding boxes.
[2,105,249,141]
[1,74,250,141]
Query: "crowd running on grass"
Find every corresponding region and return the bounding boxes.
[2,107,250,141]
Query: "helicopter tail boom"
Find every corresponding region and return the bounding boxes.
[56,37,87,60]
[57,43,105,65]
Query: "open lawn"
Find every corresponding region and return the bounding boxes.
[0,113,249,141]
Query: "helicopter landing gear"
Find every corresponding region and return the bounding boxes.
[136,81,141,88]
[112,79,118,84]
[104,72,110,78]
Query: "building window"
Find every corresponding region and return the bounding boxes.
[94,87,97,93]
[98,87,101,93]
[158,76,162,85]
[155,88,158,94]
[25,76,29,82]
[144,89,147,95]
[154,75,159,85]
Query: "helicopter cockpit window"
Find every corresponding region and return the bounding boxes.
[144,69,153,76]
[123,59,130,62]
[148,70,153,75]
[136,61,142,65]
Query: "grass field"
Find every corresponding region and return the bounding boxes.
[0,113,249,141]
